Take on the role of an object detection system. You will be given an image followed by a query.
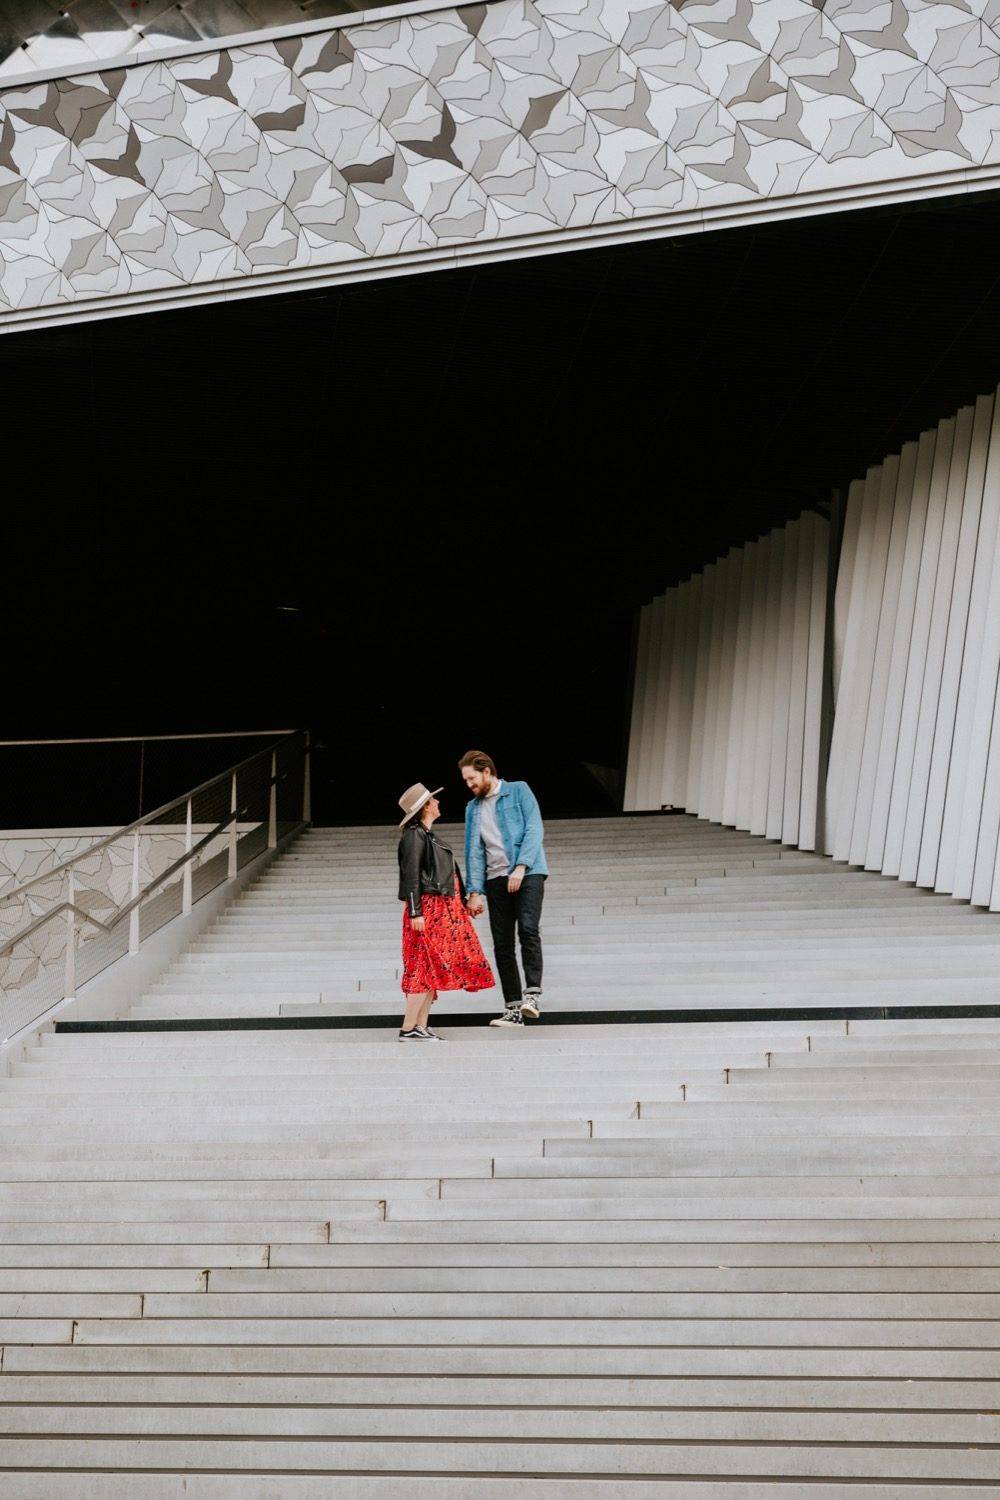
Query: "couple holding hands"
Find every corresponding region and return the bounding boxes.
[395,749,548,1041]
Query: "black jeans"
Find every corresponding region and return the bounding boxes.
[485,874,545,1009]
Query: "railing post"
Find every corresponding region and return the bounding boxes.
[302,731,312,824]
[182,796,193,915]
[228,772,238,879]
[268,752,278,849]
[128,830,141,956]
[63,869,76,1002]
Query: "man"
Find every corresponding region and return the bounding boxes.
[459,749,548,1029]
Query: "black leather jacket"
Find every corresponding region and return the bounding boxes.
[398,824,466,918]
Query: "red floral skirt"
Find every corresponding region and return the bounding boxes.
[401,877,495,995]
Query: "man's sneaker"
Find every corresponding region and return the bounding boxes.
[489,1007,524,1028]
[416,1027,444,1040]
[521,990,542,1019]
[398,1027,427,1041]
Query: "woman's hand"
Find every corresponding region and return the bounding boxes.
[467,894,484,917]
[411,916,425,933]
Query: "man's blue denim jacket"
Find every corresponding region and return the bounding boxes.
[464,780,549,895]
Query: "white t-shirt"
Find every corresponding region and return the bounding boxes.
[480,781,511,881]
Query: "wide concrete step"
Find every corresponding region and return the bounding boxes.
[1,1126,570,1151]
[0,1270,207,1291]
[0,1435,995,1480]
[18,1046,1000,1078]
[269,1240,1000,1266]
[13,1047,785,1075]
[0,1097,641,1119]
[235,888,957,909]
[526,1143,1000,1171]
[3,1371,996,1407]
[0,1196,385,1220]
[4,1240,999,1269]
[440,1172,1000,1197]
[0,1246,271,1267]
[205,1265,1000,1292]
[49,1316,1000,1349]
[310,1217,1000,1241]
[43,1023,1000,1053]
[5,1059,764,1086]
[0,1156,496,1180]
[0,1222,331,1244]
[0,1405,996,1443]
[0,1180,433,1204]
[379,1196,1000,1220]
[1,1481,972,1499]
[214,911,992,933]
[252,862,835,884]
[34,1023,834,1047]
[8,1341,999,1375]
[5,1264,995,1293]
[44,1278,1000,1314]
[680,1077,1000,1100]
[130,979,1000,1003]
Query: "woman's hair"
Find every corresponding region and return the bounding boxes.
[457,749,497,775]
[399,794,436,836]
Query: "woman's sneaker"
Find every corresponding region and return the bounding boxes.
[521,990,542,1019]
[416,1027,444,1040]
[489,1007,524,1028]
[398,1027,427,1040]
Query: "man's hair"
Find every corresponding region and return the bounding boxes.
[458,750,497,776]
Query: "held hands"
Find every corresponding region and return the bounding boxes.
[466,870,525,910]
[411,916,425,933]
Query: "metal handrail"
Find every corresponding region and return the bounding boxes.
[0,726,313,1044]
[0,775,286,958]
[0,729,311,1044]
[0,730,303,906]
[0,730,297,747]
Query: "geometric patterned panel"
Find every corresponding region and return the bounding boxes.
[0,0,355,80]
[0,826,230,907]
[2,0,1000,325]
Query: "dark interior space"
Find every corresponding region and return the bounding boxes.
[5,186,1000,828]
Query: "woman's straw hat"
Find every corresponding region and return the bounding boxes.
[398,782,443,827]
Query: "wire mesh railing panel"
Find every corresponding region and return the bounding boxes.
[76,911,130,991]
[73,833,136,922]
[0,732,308,1042]
[276,734,306,839]
[139,879,184,944]
[192,778,233,845]
[0,924,63,995]
[0,833,104,901]
[0,959,68,1042]
[191,847,229,905]
[0,866,67,949]
[235,754,270,869]
[238,823,268,869]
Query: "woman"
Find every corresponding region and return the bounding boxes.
[397,781,494,1040]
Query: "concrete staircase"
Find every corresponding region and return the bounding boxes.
[132,816,1000,1020]
[1,816,1000,1493]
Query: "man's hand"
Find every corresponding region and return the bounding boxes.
[508,865,527,893]
[411,916,425,933]
[467,894,484,917]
